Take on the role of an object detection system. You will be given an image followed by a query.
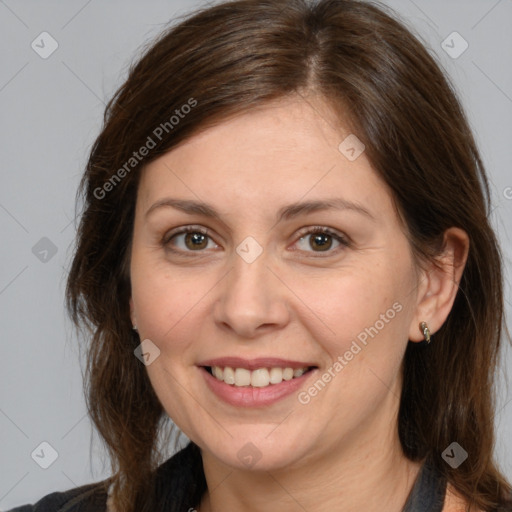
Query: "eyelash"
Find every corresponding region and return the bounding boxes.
[295,226,351,255]
[162,225,350,256]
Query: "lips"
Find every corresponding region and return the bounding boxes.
[198,357,318,407]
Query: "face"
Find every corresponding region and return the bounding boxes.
[129,95,422,472]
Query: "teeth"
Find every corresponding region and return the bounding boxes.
[269,367,283,384]
[210,366,309,387]
[283,368,294,381]
[234,368,251,386]
[251,368,270,387]
[223,366,235,385]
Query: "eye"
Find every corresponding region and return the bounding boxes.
[163,226,219,252]
[293,226,350,254]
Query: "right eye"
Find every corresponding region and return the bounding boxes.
[163,226,219,253]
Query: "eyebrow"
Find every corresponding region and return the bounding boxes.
[145,197,375,222]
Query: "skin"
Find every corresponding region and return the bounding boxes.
[129,95,470,512]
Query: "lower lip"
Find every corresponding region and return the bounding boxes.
[201,367,315,407]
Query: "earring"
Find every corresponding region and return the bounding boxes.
[133,325,138,333]
[419,321,431,344]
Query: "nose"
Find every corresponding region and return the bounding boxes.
[212,252,290,339]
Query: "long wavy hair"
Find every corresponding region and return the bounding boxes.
[66,0,512,510]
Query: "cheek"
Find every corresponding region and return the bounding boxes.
[294,262,409,357]
[130,252,201,351]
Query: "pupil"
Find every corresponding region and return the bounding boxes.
[186,232,207,250]
[311,233,332,251]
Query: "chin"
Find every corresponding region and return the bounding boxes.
[197,429,317,473]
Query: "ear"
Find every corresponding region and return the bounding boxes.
[408,227,469,342]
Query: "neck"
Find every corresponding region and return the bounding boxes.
[198,394,422,512]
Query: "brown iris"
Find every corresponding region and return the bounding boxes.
[310,232,332,251]
[185,232,208,250]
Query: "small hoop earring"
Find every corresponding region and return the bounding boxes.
[133,325,138,332]
[419,321,431,344]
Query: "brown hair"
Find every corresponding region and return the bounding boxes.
[66,0,512,510]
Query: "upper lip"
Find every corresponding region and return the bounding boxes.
[198,357,317,370]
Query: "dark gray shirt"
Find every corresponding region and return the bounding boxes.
[6,454,511,512]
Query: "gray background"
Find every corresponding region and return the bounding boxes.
[0,0,511,509]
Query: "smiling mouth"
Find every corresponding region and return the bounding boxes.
[204,365,316,388]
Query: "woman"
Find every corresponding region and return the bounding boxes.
[8,0,512,511]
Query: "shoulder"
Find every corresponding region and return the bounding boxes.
[5,480,110,512]
[7,443,202,512]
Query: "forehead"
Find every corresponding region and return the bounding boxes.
[137,95,395,220]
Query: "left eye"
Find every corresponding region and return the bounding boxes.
[294,228,348,253]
